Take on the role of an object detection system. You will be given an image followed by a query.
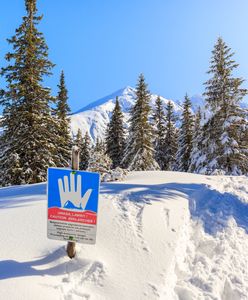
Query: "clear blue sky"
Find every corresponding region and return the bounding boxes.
[0,0,248,113]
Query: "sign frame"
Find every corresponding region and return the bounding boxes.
[47,167,100,245]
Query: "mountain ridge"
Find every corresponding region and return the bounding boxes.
[1,86,246,142]
[71,86,248,144]
[70,86,184,142]
[73,87,132,114]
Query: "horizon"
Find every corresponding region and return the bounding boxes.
[0,0,248,114]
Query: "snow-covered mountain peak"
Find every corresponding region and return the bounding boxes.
[70,86,183,142]
[121,85,136,95]
[73,86,136,115]
[70,87,135,141]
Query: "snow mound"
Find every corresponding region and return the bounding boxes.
[0,172,248,300]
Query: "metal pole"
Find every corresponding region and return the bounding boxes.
[66,146,79,259]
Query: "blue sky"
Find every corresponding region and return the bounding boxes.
[0,0,248,113]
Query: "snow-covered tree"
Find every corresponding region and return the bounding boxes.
[95,138,106,153]
[55,71,72,167]
[88,142,112,180]
[0,0,57,185]
[122,74,159,171]
[176,94,194,172]
[195,38,248,175]
[204,38,247,114]
[0,152,23,187]
[80,132,91,170]
[164,101,178,170]
[74,129,91,170]
[152,96,166,169]
[74,129,84,148]
[217,103,248,175]
[106,97,125,168]
[189,107,203,172]
[74,129,83,167]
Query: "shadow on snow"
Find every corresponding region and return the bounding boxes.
[102,181,248,235]
[0,247,90,280]
[0,180,248,281]
[0,183,46,209]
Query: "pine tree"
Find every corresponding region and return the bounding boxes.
[189,107,203,172]
[176,94,194,172]
[55,71,72,167]
[74,129,88,170]
[106,97,125,168]
[204,38,247,114]
[94,138,106,153]
[163,101,178,170]
[195,38,248,174]
[122,74,158,170]
[88,140,112,179]
[0,152,23,186]
[152,96,166,169]
[0,0,57,185]
[75,128,84,151]
[217,103,248,174]
[80,132,91,170]
[75,129,82,144]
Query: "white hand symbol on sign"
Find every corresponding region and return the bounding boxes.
[58,173,92,210]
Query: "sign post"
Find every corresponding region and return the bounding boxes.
[67,146,79,258]
[47,146,100,259]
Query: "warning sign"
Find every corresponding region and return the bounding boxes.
[47,168,100,244]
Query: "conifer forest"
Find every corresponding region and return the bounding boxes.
[0,0,247,187]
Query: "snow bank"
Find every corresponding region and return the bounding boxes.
[0,172,248,300]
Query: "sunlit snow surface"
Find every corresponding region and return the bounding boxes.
[0,171,248,300]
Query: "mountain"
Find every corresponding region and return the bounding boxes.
[70,88,248,143]
[1,86,246,142]
[70,86,183,142]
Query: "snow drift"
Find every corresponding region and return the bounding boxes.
[0,171,248,300]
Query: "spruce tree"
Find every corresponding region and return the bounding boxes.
[55,71,72,167]
[176,94,194,172]
[152,96,166,169]
[94,138,106,153]
[75,129,88,170]
[88,140,112,179]
[164,101,178,170]
[106,97,125,168]
[80,132,91,170]
[189,107,203,172]
[0,152,23,186]
[195,38,248,174]
[122,74,158,170]
[0,0,57,185]
[204,38,247,114]
[75,129,84,151]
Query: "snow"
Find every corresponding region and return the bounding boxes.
[70,86,183,143]
[71,87,243,144]
[0,171,248,299]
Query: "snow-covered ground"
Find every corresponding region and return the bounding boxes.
[0,171,248,300]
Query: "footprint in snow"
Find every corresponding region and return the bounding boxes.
[164,208,170,228]
[62,259,106,300]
